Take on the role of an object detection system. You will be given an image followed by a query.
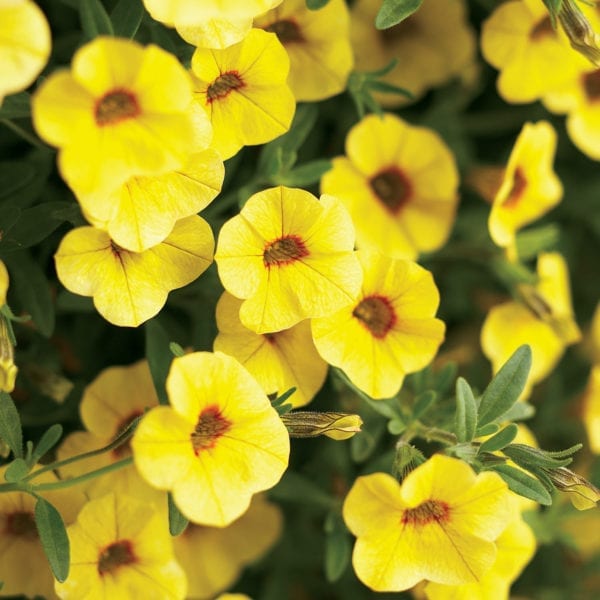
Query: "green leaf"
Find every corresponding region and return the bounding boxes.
[144,319,172,405]
[168,493,189,536]
[496,401,535,423]
[351,420,386,462]
[502,444,574,469]
[0,162,36,202]
[516,224,561,260]
[80,0,114,39]
[432,361,458,396]
[376,0,424,30]
[4,458,30,482]
[479,423,519,454]
[477,345,532,428]
[35,497,70,582]
[455,377,477,443]
[492,464,552,505]
[271,471,334,510]
[387,418,406,435]
[110,0,144,38]
[274,159,332,186]
[0,391,23,458]
[306,0,330,9]
[31,424,63,465]
[412,390,437,420]
[0,92,31,119]
[324,512,351,582]
[475,422,500,437]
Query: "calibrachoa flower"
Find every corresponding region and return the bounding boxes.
[0,259,8,305]
[321,113,459,260]
[32,36,206,197]
[0,314,17,393]
[190,28,295,160]
[131,351,290,527]
[0,468,85,599]
[343,454,513,592]
[214,291,328,407]
[173,495,282,599]
[254,0,354,102]
[482,252,581,398]
[481,0,589,103]
[215,186,362,334]
[55,493,186,600]
[350,0,476,105]
[488,121,562,256]
[77,149,224,252]
[0,0,51,104]
[312,250,445,399]
[54,215,214,327]
[582,365,600,454]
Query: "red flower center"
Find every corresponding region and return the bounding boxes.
[207,71,245,103]
[191,405,232,455]
[529,16,555,40]
[263,235,309,267]
[583,69,600,101]
[401,499,450,526]
[95,89,140,126]
[98,539,137,575]
[369,167,412,214]
[264,19,304,43]
[352,295,397,339]
[5,511,38,540]
[501,166,527,209]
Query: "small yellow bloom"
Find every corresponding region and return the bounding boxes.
[255,0,353,101]
[312,250,445,399]
[582,365,600,454]
[0,314,17,393]
[488,121,562,255]
[55,493,186,600]
[215,186,362,334]
[281,411,363,440]
[191,28,295,159]
[343,455,512,592]
[0,259,8,305]
[321,113,459,260]
[0,0,51,104]
[545,467,600,510]
[32,37,208,197]
[174,495,281,600]
[131,351,290,527]
[214,291,328,407]
[54,216,214,327]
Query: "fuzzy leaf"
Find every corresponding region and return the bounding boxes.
[306,0,330,9]
[455,377,477,442]
[0,391,23,458]
[144,320,171,405]
[493,464,552,505]
[502,443,574,469]
[35,497,70,582]
[376,0,424,30]
[168,493,188,536]
[80,0,114,39]
[4,458,29,482]
[111,0,144,38]
[31,424,63,465]
[479,423,519,454]
[324,512,351,582]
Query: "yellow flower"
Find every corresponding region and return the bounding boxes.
[350,0,476,106]
[215,186,362,334]
[173,495,281,600]
[78,149,224,252]
[254,0,353,101]
[32,37,208,197]
[343,454,513,592]
[321,113,459,260]
[545,467,600,510]
[0,467,85,599]
[0,259,8,305]
[54,215,214,327]
[190,28,295,160]
[0,314,17,393]
[481,253,581,397]
[131,351,290,527]
[312,249,445,399]
[214,291,328,407]
[488,121,562,255]
[481,0,589,103]
[0,0,51,104]
[57,361,163,503]
[582,364,600,454]
[55,493,187,600]
[281,411,363,440]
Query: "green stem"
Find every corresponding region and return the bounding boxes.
[401,423,458,446]
[0,119,47,150]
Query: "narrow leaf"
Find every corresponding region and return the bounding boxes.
[0,391,23,458]
[475,423,500,437]
[493,464,552,505]
[144,319,171,405]
[4,458,30,482]
[80,0,114,39]
[0,92,31,119]
[413,390,437,419]
[479,423,519,454]
[274,159,332,186]
[306,0,330,9]
[324,513,351,582]
[455,378,478,442]
[35,497,70,582]
[110,0,144,38]
[168,493,188,536]
[376,0,424,30]
[31,424,63,465]
[271,471,334,510]
[502,444,573,469]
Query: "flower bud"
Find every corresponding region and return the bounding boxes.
[281,411,362,440]
[544,466,600,510]
[558,0,600,65]
[0,260,8,306]
[0,316,17,393]
[392,441,426,481]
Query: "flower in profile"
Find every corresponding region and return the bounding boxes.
[55,493,186,599]
[173,495,282,599]
[0,0,51,104]
[78,149,224,252]
[0,313,17,393]
[281,411,363,440]
[131,351,290,527]
[0,467,85,599]
[582,364,600,454]
[54,215,214,327]
[321,113,459,260]
[350,0,476,105]
[312,250,445,399]
[481,0,589,103]
[214,291,328,407]
[544,467,600,510]
[32,37,207,197]
[343,454,512,592]
[254,0,354,101]
[0,259,8,305]
[481,253,581,398]
[215,186,362,334]
[190,29,295,160]
[488,121,562,257]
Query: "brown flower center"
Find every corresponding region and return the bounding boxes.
[191,405,232,455]
[98,540,137,575]
[583,69,600,101]
[401,499,450,526]
[501,166,527,209]
[369,167,412,214]
[352,295,396,339]
[5,511,38,540]
[530,16,555,40]
[263,235,309,267]
[207,71,245,103]
[264,19,304,43]
[95,89,140,126]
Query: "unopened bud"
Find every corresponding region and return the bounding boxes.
[0,316,17,393]
[392,441,426,481]
[281,411,362,440]
[0,260,8,306]
[558,0,600,65]
[544,466,600,510]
